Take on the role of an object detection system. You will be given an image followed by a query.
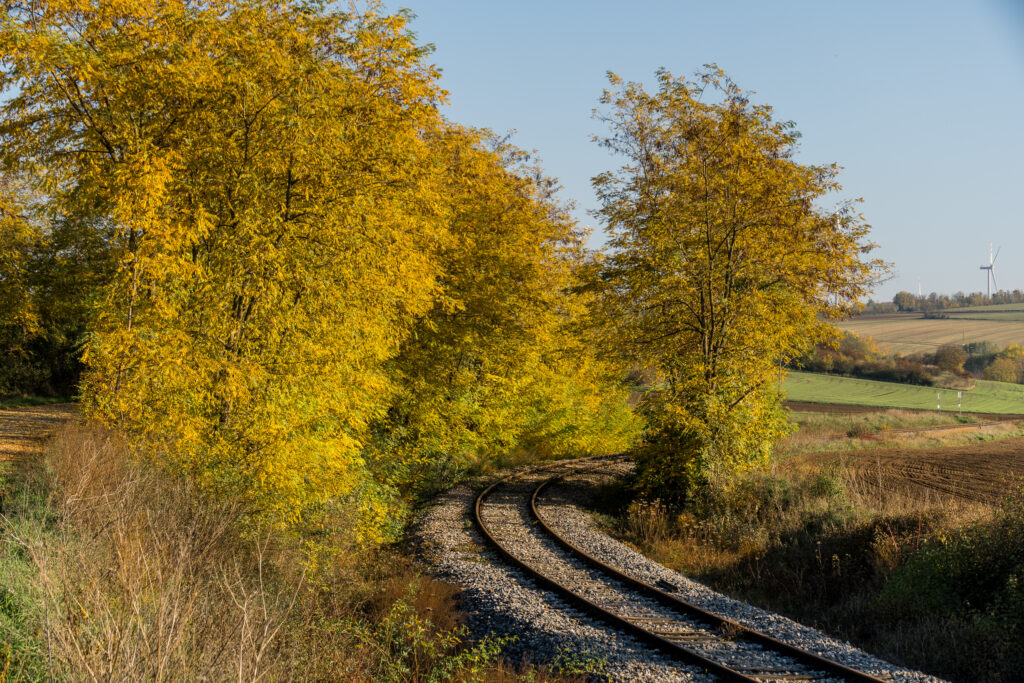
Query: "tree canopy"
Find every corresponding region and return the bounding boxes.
[0,0,638,540]
[370,125,639,499]
[590,67,883,498]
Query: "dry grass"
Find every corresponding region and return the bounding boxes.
[611,465,993,577]
[0,421,585,682]
[3,422,308,680]
[591,460,1024,681]
[778,408,1023,459]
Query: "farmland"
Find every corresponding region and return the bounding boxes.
[956,302,1024,313]
[839,312,1024,353]
[943,308,1024,322]
[783,370,1024,414]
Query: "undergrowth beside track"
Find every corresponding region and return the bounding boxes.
[590,466,1024,682]
[0,421,583,682]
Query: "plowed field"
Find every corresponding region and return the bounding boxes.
[785,436,1024,504]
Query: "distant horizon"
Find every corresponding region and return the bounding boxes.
[868,287,1024,301]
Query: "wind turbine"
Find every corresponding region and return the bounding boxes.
[980,243,1000,299]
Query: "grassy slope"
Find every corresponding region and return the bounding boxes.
[784,371,1024,414]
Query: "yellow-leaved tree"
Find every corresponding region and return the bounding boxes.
[1,0,451,538]
[0,176,43,394]
[370,125,640,498]
[590,68,883,500]
[0,174,113,397]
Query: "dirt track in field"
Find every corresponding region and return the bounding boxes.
[0,404,77,461]
[784,400,1024,420]
[785,436,1024,505]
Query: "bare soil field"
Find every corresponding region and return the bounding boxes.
[0,404,77,461]
[839,314,1024,353]
[785,436,1024,505]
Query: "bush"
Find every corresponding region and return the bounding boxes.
[793,333,939,386]
[845,422,874,439]
[882,497,1024,617]
[632,392,789,503]
[983,357,1019,383]
[932,344,967,373]
[876,497,1024,680]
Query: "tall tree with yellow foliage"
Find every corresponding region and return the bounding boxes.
[2,0,641,541]
[591,68,882,499]
[371,126,639,498]
[0,177,42,393]
[1,0,451,535]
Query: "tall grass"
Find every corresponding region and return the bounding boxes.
[1,423,306,679]
[593,465,1022,681]
[778,409,1023,459]
[0,421,579,682]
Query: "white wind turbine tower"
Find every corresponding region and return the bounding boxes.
[979,242,1001,299]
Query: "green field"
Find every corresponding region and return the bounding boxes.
[957,303,1024,313]
[784,371,1024,414]
[942,310,1024,322]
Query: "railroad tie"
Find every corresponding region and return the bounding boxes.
[647,627,719,643]
[627,616,690,625]
[726,663,825,680]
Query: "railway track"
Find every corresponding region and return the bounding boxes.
[474,457,889,682]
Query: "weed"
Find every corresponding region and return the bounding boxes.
[845,422,874,439]
[590,463,1011,681]
[548,645,608,677]
[0,421,582,682]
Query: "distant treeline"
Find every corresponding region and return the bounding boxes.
[792,333,1024,386]
[863,289,1024,314]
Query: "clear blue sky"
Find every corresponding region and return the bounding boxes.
[388,0,1024,302]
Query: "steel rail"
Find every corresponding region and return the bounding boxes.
[530,475,889,683]
[474,462,760,682]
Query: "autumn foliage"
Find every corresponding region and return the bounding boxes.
[0,0,637,539]
[590,68,881,499]
[2,1,880,537]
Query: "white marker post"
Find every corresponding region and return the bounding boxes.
[937,391,941,411]
[958,391,962,416]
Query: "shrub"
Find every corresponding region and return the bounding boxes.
[0,421,538,681]
[882,497,1024,617]
[932,344,967,373]
[984,357,1019,383]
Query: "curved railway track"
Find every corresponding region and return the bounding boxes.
[474,458,889,682]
